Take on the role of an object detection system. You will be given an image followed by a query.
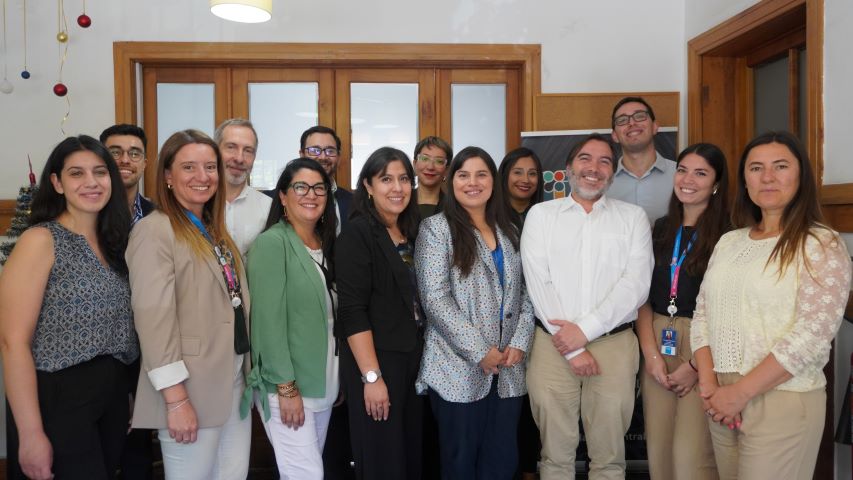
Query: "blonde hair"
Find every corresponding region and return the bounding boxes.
[155,129,242,273]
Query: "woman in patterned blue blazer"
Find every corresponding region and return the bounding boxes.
[415,146,535,480]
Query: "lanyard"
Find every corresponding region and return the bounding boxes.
[185,210,241,304]
[669,226,697,300]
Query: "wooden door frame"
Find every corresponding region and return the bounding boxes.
[113,41,541,135]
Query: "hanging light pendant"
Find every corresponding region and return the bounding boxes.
[210,0,271,23]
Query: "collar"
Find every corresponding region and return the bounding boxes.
[561,192,610,213]
[615,151,667,179]
[331,180,339,194]
[230,184,251,203]
[131,192,144,225]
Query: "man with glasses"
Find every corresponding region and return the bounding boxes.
[100,123,155,479]
[300,125,352,233]
[100,124,155,226]
[215,118,272,258]
[608,96,676,223]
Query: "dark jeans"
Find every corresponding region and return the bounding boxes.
[7,355,130,480]
[429,379,523,480]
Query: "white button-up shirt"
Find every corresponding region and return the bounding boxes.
[520,194,653,359]
[225,185,273,258]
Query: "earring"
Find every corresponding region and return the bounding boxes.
[282,206,288,220]
[712,185,718,195]
[368,193,373,201]
[167,183,173,190]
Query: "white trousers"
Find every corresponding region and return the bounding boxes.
[158,378,251,480]
[261,393,333,480]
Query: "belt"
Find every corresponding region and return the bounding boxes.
[534,317,634,337]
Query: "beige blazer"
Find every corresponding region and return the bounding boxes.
[127,210,250,429]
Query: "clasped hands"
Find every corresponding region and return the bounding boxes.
[700,381,747,430]
[478,346,525,375]
[548,319,601,377]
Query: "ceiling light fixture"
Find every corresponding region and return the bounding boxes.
[210,0,272,23]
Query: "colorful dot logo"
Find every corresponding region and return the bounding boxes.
[542,170,569,199]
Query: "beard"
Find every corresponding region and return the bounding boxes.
[568,169,612,200]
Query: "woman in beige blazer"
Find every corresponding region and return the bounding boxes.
[126,129,251,479]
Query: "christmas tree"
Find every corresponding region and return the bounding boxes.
[0,160,39,265]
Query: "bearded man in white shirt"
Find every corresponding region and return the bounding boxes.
[521,133,653,480]
[215,118,272,258]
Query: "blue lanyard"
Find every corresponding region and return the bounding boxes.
[185,210,213,243]
[669,226,697,299]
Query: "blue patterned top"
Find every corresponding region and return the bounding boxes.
[31,221,139,372]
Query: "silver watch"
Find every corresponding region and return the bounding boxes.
[361,369,382,384]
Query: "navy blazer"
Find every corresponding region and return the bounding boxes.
[334,214,419,353]
[334,187,353,230]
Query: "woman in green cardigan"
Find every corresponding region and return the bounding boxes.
[241,158,338,479]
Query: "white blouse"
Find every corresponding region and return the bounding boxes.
[691,227,851,392]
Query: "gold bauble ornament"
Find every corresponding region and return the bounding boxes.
[56,31,69,43]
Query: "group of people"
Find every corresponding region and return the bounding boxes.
[0,95,849,480]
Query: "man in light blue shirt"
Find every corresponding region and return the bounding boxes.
[608,96,676,224]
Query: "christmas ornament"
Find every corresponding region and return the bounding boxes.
[76,13,90,28]
[53,82,68,96]
[56,31,68,42]
[21,70,30,79]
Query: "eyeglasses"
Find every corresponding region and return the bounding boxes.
[304,146,340,158]
[613,110,650,127]
[289,181,328,196]
[108,147,145,162]
[415,154,448,167]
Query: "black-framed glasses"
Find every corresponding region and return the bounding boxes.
[415,154,448,167]
[289,181,329,196]
[108,147,145,162]
[613,110,650,127]
[304,146,340,158]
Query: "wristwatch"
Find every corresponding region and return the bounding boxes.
[361,369,382,384]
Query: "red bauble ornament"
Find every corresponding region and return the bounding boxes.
[77,14,92,28]
[53,83,68,97]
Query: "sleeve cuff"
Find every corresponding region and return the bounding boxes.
[565,347,586,360]
[147,360,189,391]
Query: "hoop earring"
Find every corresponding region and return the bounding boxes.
[368,193,373,201]
[167,183,173,190]
[282,206,288,220]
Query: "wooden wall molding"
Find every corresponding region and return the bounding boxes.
[533,92,680,132]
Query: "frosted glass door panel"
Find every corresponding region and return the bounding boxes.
[249,82,319,189]
[451,84,506,162]
[350,83,419,189]
[156,83,215,150]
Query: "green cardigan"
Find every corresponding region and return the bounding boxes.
[240,221,330,421]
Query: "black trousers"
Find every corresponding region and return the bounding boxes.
[119,359,153,480]
[341,341,424,480]
[429,379,523,480]
[7,355,130,480]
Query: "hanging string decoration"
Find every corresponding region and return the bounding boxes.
[77,0,90,28]
[21,0,29,79]
[1,0,14,94]
[54,0,71,134]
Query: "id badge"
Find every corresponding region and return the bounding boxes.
[660,327,677,356]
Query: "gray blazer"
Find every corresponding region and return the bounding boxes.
[414,214,534,403]
[127,211,250,429]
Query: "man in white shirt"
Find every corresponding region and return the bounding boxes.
[608,96,676,224]
[214,118,272,258]
[521,133,653,480]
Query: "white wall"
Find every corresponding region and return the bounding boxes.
[0,0,686,198]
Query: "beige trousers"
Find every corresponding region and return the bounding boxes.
[710,372,825,480]
[527,327,639,480]
[640,313,717,480]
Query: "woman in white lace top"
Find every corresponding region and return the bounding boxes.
[690,131,852,480]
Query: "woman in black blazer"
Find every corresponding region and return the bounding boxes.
[335,147,423,480]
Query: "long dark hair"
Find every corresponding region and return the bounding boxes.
[733,131,826,274]
[265,158,336,271]
[351,147,420,240]
[30,135,131,275]
[653,143,730,275]
[444,146,520,276]
[498,147,544,213]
